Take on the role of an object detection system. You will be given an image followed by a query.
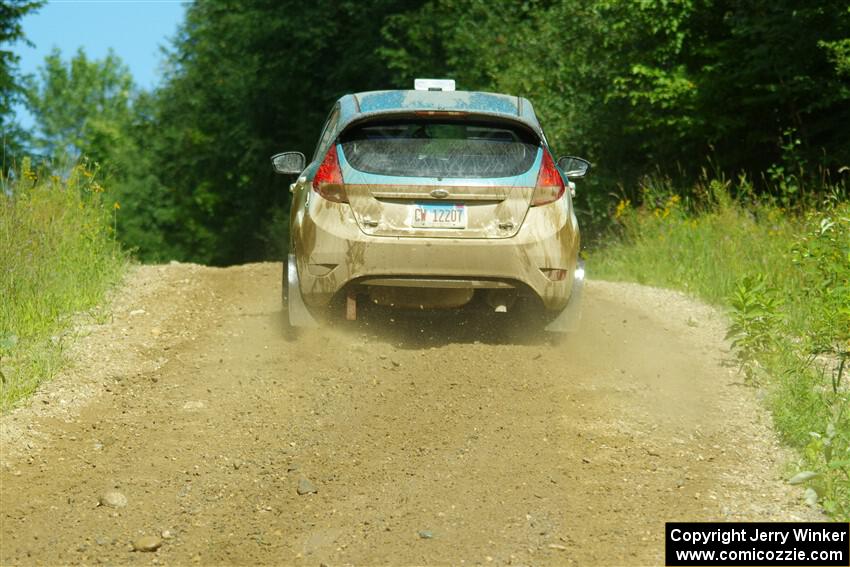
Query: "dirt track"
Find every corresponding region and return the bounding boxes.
[0,262,818,566]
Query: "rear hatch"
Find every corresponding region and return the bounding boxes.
[337,116,542,239]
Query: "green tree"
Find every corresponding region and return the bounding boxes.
[109,90,183,263]
[0,0,43,162]
[696,0,850,176]
[25,47,135,168]
[23,48,179,262]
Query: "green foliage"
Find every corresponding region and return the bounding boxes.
[820,5,850,77]
[592,180,850,519]
[726,275,783,383]
[0,158,125,409]
[822,37,850,76]
[781,199,850,519]
[25,48,135,167]
[591,177,795,302]
[21,49,181,262]
[789,201,850,356]
[0,0,43,160]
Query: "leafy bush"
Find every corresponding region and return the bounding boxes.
[726,275,784,383]
[592,179,849,519]
[0,158,125,409]
[780,201,849,518]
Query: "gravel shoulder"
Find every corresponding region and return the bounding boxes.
[0,262,820,566]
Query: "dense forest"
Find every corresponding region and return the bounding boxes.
[3,0,850,264]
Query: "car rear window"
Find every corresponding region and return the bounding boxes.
[339,119,540,178]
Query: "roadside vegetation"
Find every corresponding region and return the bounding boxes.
[0,159,125,410]
[590,175,849,519]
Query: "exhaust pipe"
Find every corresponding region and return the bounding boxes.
[485,290,516,313]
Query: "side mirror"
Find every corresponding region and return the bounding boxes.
[557,156,591,179]
[271,152,305,175]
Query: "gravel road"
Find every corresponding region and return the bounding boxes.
[0,262,819,566]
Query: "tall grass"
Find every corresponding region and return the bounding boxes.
[0,158,126,410]
[590,176,849,519]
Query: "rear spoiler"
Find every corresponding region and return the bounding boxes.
[336,110,544,140]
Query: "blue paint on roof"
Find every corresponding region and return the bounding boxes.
[355,90,519,116]
[357,90,407,112]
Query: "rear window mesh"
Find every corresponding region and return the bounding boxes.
[339,120,539,178]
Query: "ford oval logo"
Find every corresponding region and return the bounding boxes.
[430,189,450,199]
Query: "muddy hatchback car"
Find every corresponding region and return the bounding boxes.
[272,79,589,332]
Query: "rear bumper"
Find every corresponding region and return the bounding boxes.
[294,199,580,311]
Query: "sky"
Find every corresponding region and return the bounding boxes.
[13,0,189,128]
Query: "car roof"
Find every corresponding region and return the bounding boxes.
[337,89,542,134]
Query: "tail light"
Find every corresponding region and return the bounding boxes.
[531,150,565,206]
[312,145,347,203]
[541,268,568,281]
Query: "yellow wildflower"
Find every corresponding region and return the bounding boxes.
[614,198,631,219]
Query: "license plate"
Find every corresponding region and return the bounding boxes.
[410,203,467,229]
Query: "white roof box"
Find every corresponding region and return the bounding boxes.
[414,78,456,92]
